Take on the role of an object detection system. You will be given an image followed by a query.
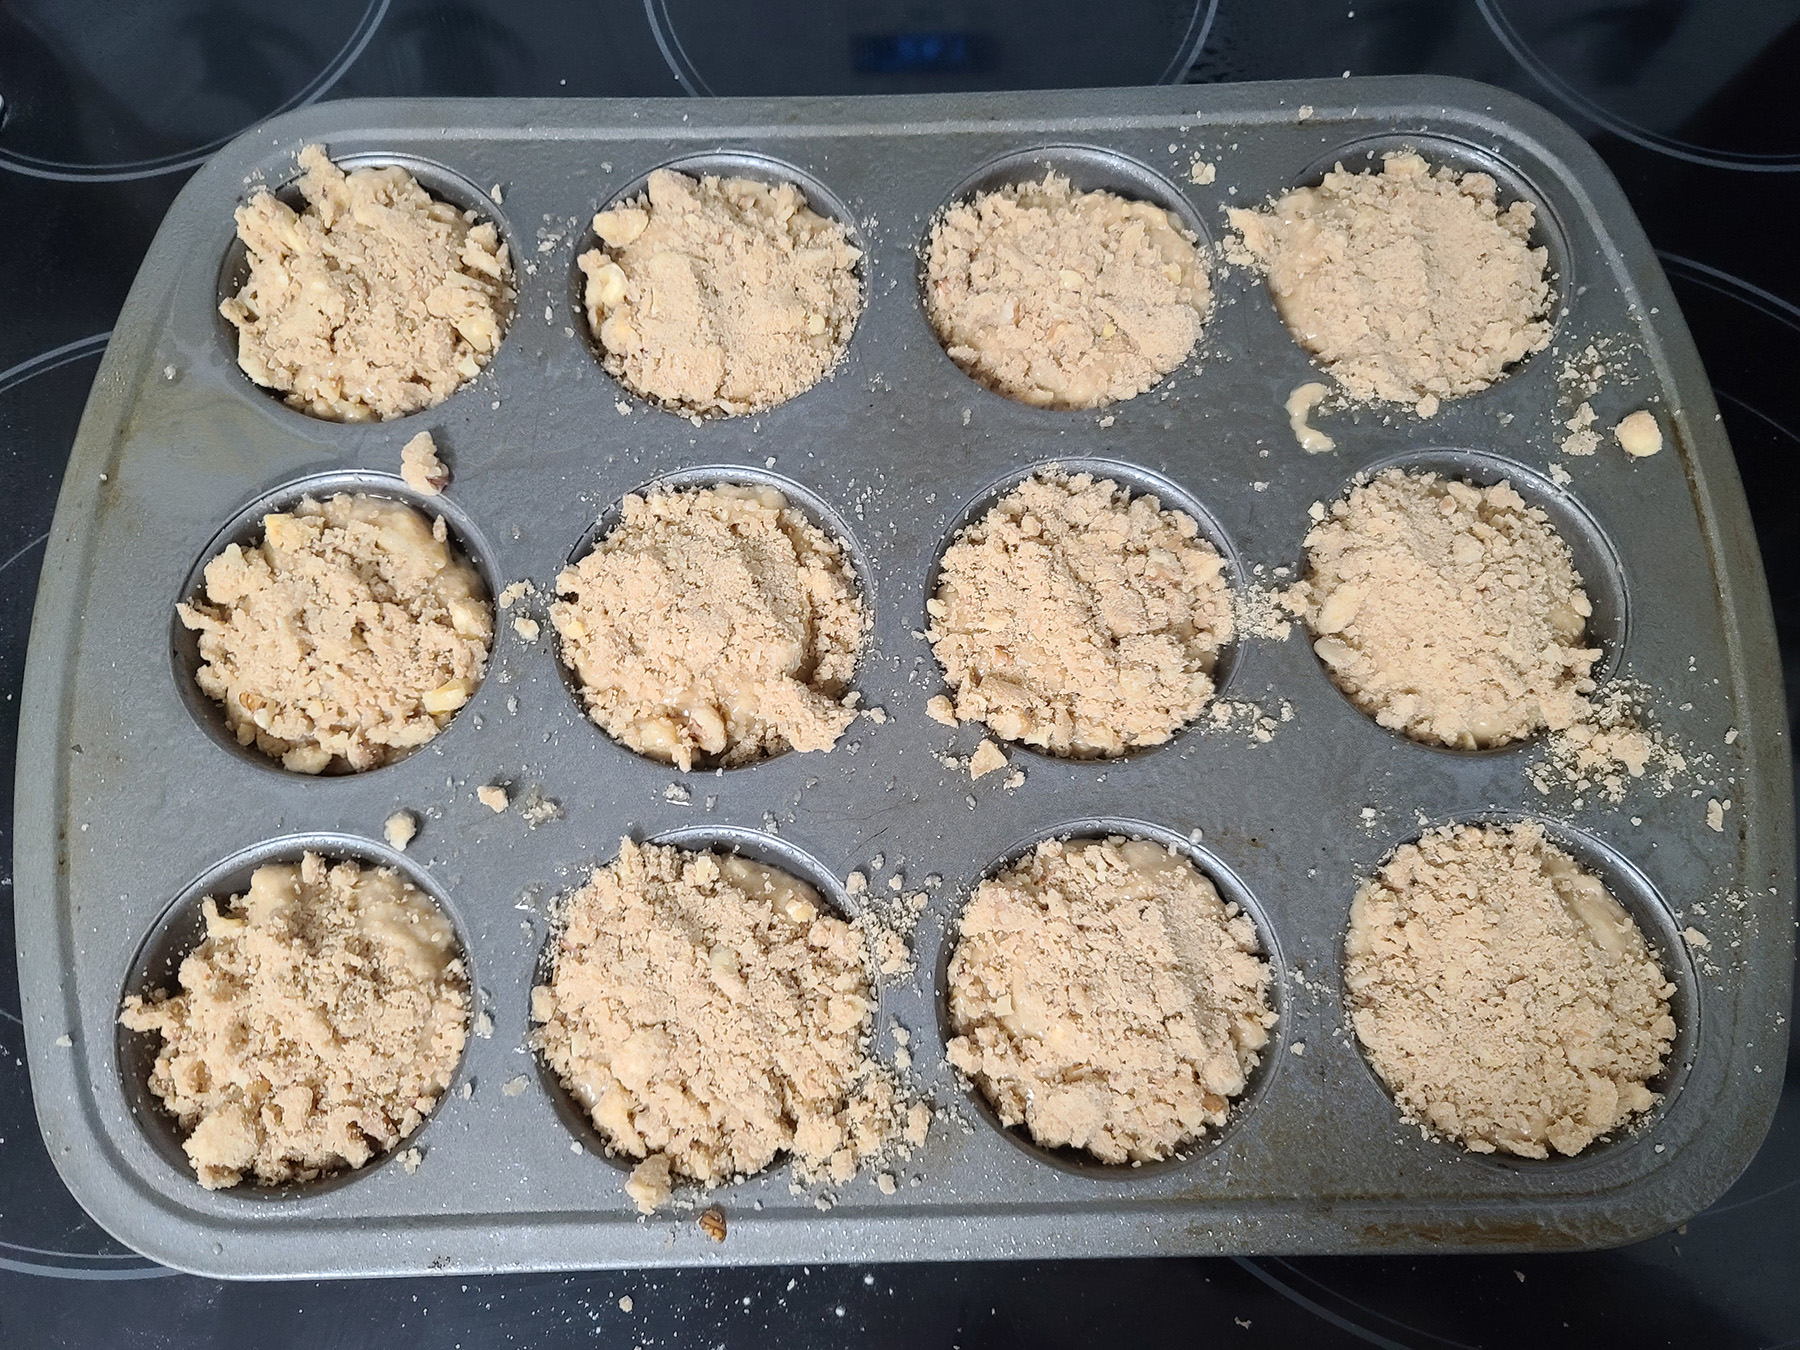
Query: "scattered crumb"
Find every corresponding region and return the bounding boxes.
[968,738,1007,779]
[399,431,450,495]
[1616,410,1663,457]
[399,1146,423,1175]
[478,784,510,813]
[511,615,540,642]
[925,694,958,727]
[383,810,418,851]
[1561,401,1600,457]
[501,1075,530,1096]
[664,782,692,804]
[1188,158,1217,186]
[1706,798,1727,832]
[1683,927,1711,951]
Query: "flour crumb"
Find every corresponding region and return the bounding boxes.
[1561,401,1600,456]
[399,431,450,495]
[511,615,540,642]
[1188,158,1217,186]
[1616,410,1663,457]
[969,738,1007,779]
[618,1296,634,1313]
[501,1075,529,1097]
[398,1147,423,1175]
[497,580,533,609]
[1285,381,1335,452]
[478,784,509,813]
[1706,798,1727,832]
[383,810,418,851]
[925,694,959,727]
[664,782,692,804]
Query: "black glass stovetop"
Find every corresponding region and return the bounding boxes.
[1,2,1796,1345]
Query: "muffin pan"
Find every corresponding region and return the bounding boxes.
[14,81,1793,1277]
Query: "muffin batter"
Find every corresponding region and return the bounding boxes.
[1286,469,1597,749]
[945,836,1275,1163]
[924,171,1210,408]
[1346,821,1675,1158]
[531,840,913,1211]
[927,469,1233,756]
[551,484,866,770]
[179,493,492,773]
[578,168,862,416]
[1228,151,1551,408]
[119,853,469,1189]
[221,145,512,421]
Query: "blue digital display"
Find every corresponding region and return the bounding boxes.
[854,31,993,74]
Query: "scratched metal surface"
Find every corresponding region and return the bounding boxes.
[11,80,1793,1278]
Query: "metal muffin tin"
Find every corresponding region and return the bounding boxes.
[14,80,1793,1278]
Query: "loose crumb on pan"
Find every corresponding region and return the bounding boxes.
[178,494,492,773]
[118,853,468,1189]
[477,784,509,813]
[923,171,1211,409]
[531,840,923,1213]
[577,169,861,416]
[1616,410,1663,457]
[945,836,1275,1163]
[551,484,867,770]
[1345,821,1674,1158]
[1284,469,1596,750]
[1228,150,1551,407]
[927,469,1233,757]
[220,145,512,421]
[383,810,418,850]
[400,431,450,495]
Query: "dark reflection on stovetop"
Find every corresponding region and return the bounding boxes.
[0,1,1795,1346]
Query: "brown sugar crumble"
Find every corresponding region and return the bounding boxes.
[578,169,862,416]
[946,836,1275,1163]
[221,145,512,421]
[551,484,867,770]
[119,853,469,1189]
[924,171,1211,408]
[1285,469,1596,750]
[179,493,492,773]
[1346,821,1675,1158]
[1228,150,1551,409]
[531,840,921,1214]
[927,469,1234,757]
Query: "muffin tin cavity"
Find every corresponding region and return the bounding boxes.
[1295,446,1630,753]
[552,465,874,772]
[1339,814,1697,1170]
[924,456,1245,761]
[213,151,517,421]
[920,144,1215,405]
[531,828,874,1183]
[116,833,475,1198]
[171,470,500,776]
[570,151,868,418]
[1247,132,1571,402]
[935,818,1286,1180]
